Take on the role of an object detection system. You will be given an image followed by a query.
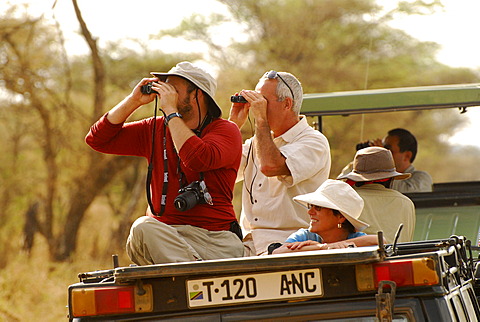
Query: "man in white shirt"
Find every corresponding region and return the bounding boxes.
[229,70,331,255]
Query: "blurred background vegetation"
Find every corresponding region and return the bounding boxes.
[0,0,479,320]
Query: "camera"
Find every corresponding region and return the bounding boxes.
[230,95,247,103]
[174,180,213,211]
[141,82,158,95]
[356,141,371,151]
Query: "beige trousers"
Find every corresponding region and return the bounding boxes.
[126,216,244,265]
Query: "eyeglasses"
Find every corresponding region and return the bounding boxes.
[307,204,323,211]
[265,70,295,101]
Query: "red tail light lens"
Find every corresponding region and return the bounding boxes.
[95,287,135,315]
[71,284,152,317]
[356,257,439,291]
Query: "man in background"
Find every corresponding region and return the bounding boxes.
[382,128,433,193]
[347,128,433,193]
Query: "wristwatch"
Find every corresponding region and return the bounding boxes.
[166,112,182,124]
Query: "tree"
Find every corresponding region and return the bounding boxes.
[1,0,479,263]
[0,2,199,261]
[0,3,128,260]
[164,0,479,179]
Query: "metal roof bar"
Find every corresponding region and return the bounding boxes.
[301,83,480,116]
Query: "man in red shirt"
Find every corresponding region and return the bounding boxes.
[86,62,244,265]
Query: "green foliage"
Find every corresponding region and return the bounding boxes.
[0,4,207,264]
[168,0,479,179]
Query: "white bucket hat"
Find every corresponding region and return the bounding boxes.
[293,179,369,232]
[151,61,222,118]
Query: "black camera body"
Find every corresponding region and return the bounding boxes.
[230,95,248,103]
[356,141,371,151]
[174,180,213,212]
[141,82,158,95]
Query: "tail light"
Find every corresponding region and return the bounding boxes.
[356,257,439,291]
[70,284,153,317]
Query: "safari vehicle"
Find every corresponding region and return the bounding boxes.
[301,83,480,246]
[67,84,480,321]
[68,235,480,320]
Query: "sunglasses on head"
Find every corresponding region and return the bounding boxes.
[265,70,295,101]
[307,204,323,211]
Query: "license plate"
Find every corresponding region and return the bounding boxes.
[187,268,322,308]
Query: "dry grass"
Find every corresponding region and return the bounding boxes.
[0,251,108,321]
[0,199,134,321]
[0,184,240,321]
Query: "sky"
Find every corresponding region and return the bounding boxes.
[386,1,480,147]
[5,0,480,146]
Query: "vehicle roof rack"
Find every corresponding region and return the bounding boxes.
[301,83,480,117]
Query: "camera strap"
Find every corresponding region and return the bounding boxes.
[146,96,167,217]
[176,115,212,191]
[146,98,214,217]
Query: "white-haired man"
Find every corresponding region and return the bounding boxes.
[229,70,331,256]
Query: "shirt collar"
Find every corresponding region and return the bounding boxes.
[275,115,309,143]
[404,165,415,173]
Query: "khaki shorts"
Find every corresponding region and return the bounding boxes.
[126,216,244,265]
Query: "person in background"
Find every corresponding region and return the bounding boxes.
[337,147,416,243]
[229,70,331,256]
[354,128,433,193]
[270,179,381,254]
[86,62,244,265]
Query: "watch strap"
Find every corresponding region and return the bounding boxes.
[166,112,182,124]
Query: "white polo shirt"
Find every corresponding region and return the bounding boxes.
[237,116,331,255]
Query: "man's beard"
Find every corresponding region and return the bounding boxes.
[177,96,194,118]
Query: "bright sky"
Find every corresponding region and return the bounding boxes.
[386,1,480,147]
[5,0,480,146]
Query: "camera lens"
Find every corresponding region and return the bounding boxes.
[174,190,200,211]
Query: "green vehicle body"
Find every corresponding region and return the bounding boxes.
[301,83,480,245]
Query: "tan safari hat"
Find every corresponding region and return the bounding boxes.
[293,179,369,232]
[337,147,411,182]
[151,61,222,118]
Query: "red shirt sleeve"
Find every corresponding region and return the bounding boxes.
[85,113,158,158]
